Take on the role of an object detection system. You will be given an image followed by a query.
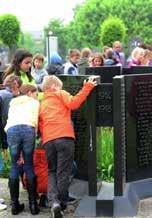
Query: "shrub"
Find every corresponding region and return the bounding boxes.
[100,17,126,47]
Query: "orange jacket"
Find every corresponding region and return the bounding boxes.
[39,82,95,145]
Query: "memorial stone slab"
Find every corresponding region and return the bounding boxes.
[125,74,152,181]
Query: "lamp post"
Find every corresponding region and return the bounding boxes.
[47,31,53,64]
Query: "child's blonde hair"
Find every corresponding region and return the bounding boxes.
[42,75,63,92]
[131,47,145,60]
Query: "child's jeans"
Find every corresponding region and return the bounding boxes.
[7,125,35,179]
[45,137,75,207]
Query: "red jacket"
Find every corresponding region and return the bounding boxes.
[39,82,95,145]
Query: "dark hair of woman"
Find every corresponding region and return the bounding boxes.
[3,48,33,81]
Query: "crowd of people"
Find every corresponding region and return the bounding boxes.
[45,41,152,77]
[0,48,97,218]
[0,40,152,217]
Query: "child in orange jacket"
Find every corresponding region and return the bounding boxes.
[39,75,97,218]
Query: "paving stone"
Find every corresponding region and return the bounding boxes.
[0,178,152,218]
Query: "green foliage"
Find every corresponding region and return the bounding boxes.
[65,0,152,53]
[44,19,69,59]
[18,32,44,55]
[0,14,20,49]
[68,0,103,50]
[97,127,114,182]
[100,17,126,47]
[0,151,10,178]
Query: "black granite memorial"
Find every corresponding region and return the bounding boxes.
[86,66,121,83]
[76,73,152,217]
[122,67,131,75]
[131,66,152,74]
[122,66,152,75]
[96,84,113,126]
[86,66,121,126]
[125,74,152,181]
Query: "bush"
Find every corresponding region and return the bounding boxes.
[100,17,126,47]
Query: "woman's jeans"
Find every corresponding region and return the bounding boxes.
[45,137,75,207]
[7,125,35,179]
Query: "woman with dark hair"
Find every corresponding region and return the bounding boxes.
[3,48,35,85]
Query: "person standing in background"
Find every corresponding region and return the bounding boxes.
[46,52,64,75]
[113,41,125,66]
[91,52,104,67]
[64,49,80,75]
[78,48,92,75]
[31,53,48,85]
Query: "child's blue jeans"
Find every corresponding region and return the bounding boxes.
[7,125,35,179]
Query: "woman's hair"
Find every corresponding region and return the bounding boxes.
[3,48,33,81]
[41,75,63,92]
[33,53,45,67]
[91,52,104,66]
[19,84,37,95]
[3,75,22,89]
[131,47,145,60]
[139,43,152,51]
[140,49,152,65]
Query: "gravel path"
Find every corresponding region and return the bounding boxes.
[0,178,152,218]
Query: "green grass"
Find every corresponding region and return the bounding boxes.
[0,150,11,178]
[96,127,114,182]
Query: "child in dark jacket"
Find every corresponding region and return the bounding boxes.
[39,75,97,218]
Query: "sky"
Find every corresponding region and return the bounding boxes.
[0,0,84,31]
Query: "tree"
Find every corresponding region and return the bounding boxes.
[100,17,126,47]
[0,14,21,61]
[18,32,44,55]
[67,0,152,52]
[44,19,69,59]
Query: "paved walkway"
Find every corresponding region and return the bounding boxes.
[0,178,152,218]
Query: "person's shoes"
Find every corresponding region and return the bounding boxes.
[60,202,67,211]
[0,203,7,211]
[0,199,5,204]
[51,204,63,218]
[39,194,48,207]
[68,196,77,204]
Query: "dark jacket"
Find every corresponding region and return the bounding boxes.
[0,87,13,149]
[46,63,64,75]
[78,57,89,75]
